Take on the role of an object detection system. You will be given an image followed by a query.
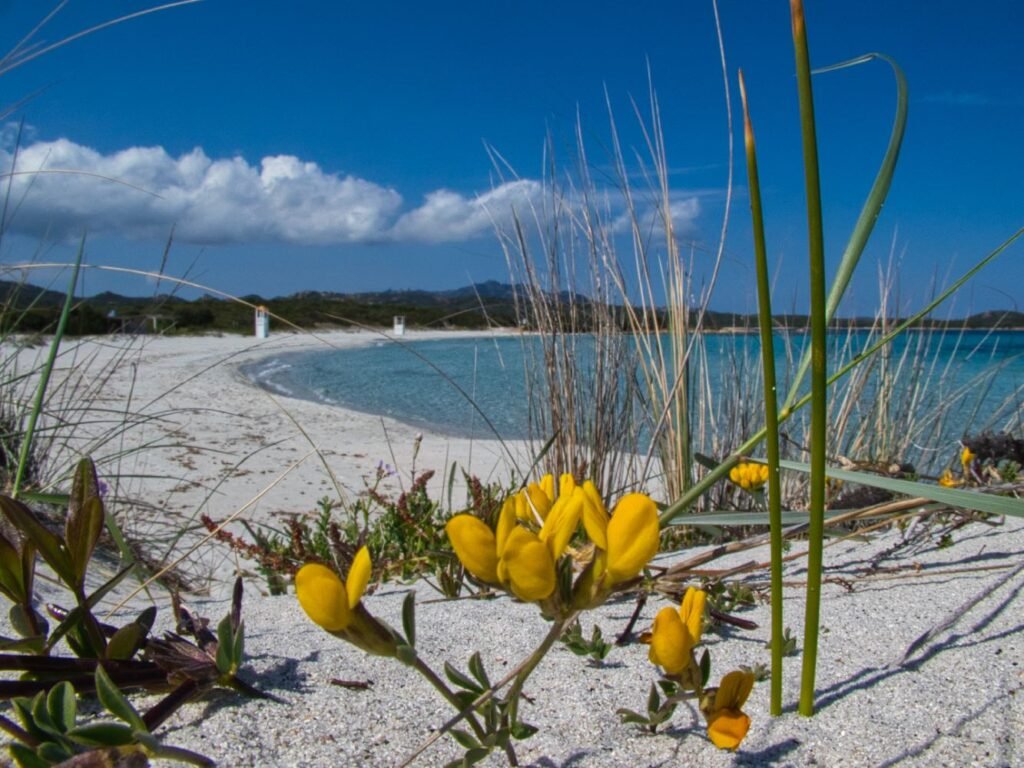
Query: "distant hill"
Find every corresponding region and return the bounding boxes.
[1,279,1021,336]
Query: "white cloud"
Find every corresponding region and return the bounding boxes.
[0,132,699,248]
[610,194,700,237]
[392,180,542,242]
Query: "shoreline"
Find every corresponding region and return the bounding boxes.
[8,328,530,587]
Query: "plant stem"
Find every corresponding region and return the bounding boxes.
[790,0,827,717]
[738,69,784,717]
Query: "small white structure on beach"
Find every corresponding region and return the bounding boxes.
[255,306,270,338]
[393,315,406,336]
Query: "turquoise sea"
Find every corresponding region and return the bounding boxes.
[243,329,1024,471]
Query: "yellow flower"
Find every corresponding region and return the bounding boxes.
[702,669,755,750]
[295,548,398,656]
[729,461,769,492]
[446,486,581,602]
[295,547,371,632]
[572,489,660,608]
[938,468,962,488]
[644,587,706,676]
[960,445,976,472]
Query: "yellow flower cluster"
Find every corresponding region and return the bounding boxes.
[645,586,755,750]
[729,461,769,492]
[446,473,659,612]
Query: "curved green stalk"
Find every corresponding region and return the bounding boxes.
[782,53,908,411]
[12,237,84,498]
[790,0,827,718]
[738,70,784,716]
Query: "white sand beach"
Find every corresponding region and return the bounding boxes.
[8,329,529,587]
[4,330,1023,767]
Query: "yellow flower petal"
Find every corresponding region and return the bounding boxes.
[525,483,553,521]
[496,497,517,553]
[539,488,582,561]
[680,586,706,642]
[648,605,692,675]
[346,546,372,609]
[605,493,659,585]
[580,481,609,551]
[499,526,555,601]
[539,473,555,502]
[558,473,576,498]
[446,515,499,584]
[707,709,750,750]
[716,669,755,710]
[295,563,353,632]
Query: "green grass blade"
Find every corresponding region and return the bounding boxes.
[789,0,827,718]
[12,238,84,498]
[777,460,1024,518]
[782,52,908,410]
[738,68,784,717]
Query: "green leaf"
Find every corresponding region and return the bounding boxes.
[94,665,145,732]
[46,682,76,734]
[215,615,234,675]
[0,534,26,600]
[616,708,650,725]
[645,682,661,715]
[232,620,246,670]
[467,652,490,689]
[0,497,74,585]
[36,741,71,763]
[9,742,49,768]
[444,662,482,693]
[463,747,490,765]
[106,624,144,661]
[778,460,1024,518]
[402,591,416,648]
[509,721,538,740]
[450,729,480,750]
[66,460,104,585]
[30,692,61,738]
[67,722,136,747]
[700,649,711,688]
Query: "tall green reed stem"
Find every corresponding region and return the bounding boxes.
[790,0,827,717]
[737,70,784,716]
[12,238,83,498]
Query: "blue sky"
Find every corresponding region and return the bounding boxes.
[0,0,1021,315]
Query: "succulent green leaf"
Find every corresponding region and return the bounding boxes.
[30,692,61,738]
[94,665,145,732]
[0,497,74,585]
[36,741,71,763]
[700,648,711,687]
[67,722,136,747]
[46,682,76,733]
[0,534,25,600]
[401,591,416,648]
[9,742,49,768]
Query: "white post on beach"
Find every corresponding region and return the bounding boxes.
[255,306,270,338]
[393,315,406,336]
